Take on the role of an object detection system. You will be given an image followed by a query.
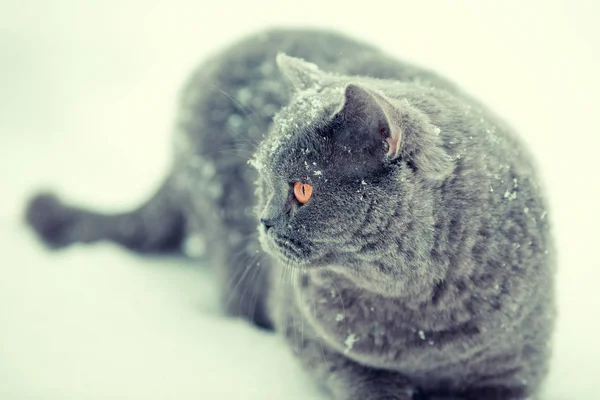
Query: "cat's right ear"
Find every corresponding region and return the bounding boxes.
[276,53,326,92]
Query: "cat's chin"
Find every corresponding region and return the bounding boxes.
[263,242,322,270]
[275,250,340,271]
[260,231,307,268]
[260,230,338,270]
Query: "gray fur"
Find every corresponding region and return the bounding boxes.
[25,29,555,399]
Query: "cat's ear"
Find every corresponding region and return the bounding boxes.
[276,53,326,92]
[333,84,454,183]
[333,84,403,159]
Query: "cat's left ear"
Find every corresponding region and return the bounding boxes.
[333,84,454,183]
[276,53,326,92]
[332,84,403,158]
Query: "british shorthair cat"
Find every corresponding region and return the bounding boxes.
[26,29,555,399]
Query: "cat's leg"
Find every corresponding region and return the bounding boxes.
[315,350,417,400]
[434,346,544,400]
[281,326,418,400]
[342,382,529,400]
[454,386,531,400]
[338,369,418,400]
[25,176,185,253]
[423,374,534,399]
[423,388,530,400]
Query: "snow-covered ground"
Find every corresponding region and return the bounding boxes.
[1,1,599,399]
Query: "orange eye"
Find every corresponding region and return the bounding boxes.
[293,182,313,204]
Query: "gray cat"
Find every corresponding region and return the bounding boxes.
[25,29,555,400]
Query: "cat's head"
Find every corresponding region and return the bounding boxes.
[251,54,454,293]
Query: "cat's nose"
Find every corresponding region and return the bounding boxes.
[260,218,273,231]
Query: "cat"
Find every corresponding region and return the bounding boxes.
[25,29,555,400]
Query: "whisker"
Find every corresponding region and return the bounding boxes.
[237,252,261,292]
[286,267,299,353]
[237,252,263,318]
[194,141,260,160]
[248,251,267,315]
[247,264,263,324]
[223,247,258,308]
[210,86,268,135]
[277,262,291,340]
[299,269,305,357]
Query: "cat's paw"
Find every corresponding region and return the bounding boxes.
[25,193,77,249]
[361,395,413,400]
[356,388,416,400]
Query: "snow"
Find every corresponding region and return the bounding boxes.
[1,1,600,399]
[344,334,359,353]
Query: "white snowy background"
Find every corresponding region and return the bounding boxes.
[1,1,599,399]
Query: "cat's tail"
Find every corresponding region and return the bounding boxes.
[24,176,186,254]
